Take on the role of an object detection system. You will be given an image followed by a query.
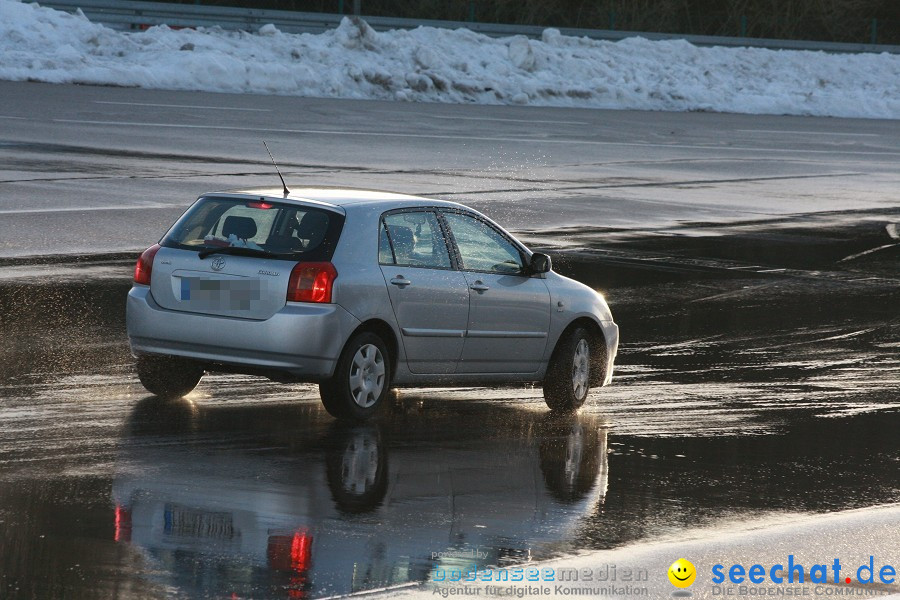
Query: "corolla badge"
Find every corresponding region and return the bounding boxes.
[210,257,226,271]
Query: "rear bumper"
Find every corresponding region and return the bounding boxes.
[126,285,360,380]
[599,320,619,386]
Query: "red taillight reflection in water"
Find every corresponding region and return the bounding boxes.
[267,531,313,570]
[290,532,312,570]
[268,531,313,598]
[114,504,132,542]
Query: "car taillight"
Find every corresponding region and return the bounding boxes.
[287,262,337,303]
[134,244,161,285]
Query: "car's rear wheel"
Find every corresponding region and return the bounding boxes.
[136,355,204,399]
[543,327,592,412]
[320,332,392,421]
[324,423,389,513]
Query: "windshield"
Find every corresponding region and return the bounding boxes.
[160,196,344,261]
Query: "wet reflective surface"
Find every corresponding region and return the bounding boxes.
[110,401,609,598]
[1,214,899,599]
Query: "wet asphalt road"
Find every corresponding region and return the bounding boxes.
[1,81,900,599]
[1,215,898,599]
[2,80,900,258]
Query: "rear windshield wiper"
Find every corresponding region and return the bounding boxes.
[198,246,282,260]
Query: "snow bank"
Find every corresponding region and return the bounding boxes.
[2,0,900,119]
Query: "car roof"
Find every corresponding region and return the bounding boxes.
[204,187,468,213]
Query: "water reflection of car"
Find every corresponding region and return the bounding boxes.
[112,399,609,598]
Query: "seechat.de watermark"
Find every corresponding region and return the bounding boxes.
[670,555,897,597]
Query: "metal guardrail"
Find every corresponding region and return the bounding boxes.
[42,0,900,54]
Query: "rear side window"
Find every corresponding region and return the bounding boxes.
[160,196,344,261]
[380,211,452,269]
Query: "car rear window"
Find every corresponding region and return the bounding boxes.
[160,196,344,261]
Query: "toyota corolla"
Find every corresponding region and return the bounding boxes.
[126,188,618,419]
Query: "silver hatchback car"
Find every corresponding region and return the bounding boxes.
[126,188,618,419]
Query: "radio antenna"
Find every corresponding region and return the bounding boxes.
[263,141,290,197]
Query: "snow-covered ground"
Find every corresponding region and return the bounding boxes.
[1,0,900,119]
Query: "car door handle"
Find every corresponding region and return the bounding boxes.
[390,276,412,287]
[470,281,490,292]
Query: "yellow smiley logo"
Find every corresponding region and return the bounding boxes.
[668,559,697,588]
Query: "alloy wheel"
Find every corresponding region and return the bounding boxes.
[349,344,386,408]
[571,338,590,400]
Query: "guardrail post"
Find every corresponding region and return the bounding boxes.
[870,18,877,44]
[467,0,475,22]
[608,10,615,30]
[740,15,747,37]
[352,0,360,16]
[338,0,343,14]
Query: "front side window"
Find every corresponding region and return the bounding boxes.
[380,211,452,269]
[160,196,343,261]
[442,212,524,274]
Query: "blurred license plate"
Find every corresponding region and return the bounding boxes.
[164,504,235,539]
[180,277,261,309]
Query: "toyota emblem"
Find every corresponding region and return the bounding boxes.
[211,257,226,271]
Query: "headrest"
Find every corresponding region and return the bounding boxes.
[390,226,414,255]
[223,215,257,240]
[296,211,330,249]
[296,211,329,237]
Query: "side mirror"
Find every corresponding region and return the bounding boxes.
[529,253,552,274]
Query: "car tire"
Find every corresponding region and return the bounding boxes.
[136,355,203,399]
[320,332,392,421]
[543,327,592,412]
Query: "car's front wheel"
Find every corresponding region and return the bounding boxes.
[543,327,592,412]
[136,355,204,399]
[320,332,392,421]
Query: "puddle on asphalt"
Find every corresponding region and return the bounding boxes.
[0,216,897,598]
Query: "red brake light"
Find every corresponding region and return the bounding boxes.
[288,262,337,303]
[247,201,273,209]
[134,244,161,285]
